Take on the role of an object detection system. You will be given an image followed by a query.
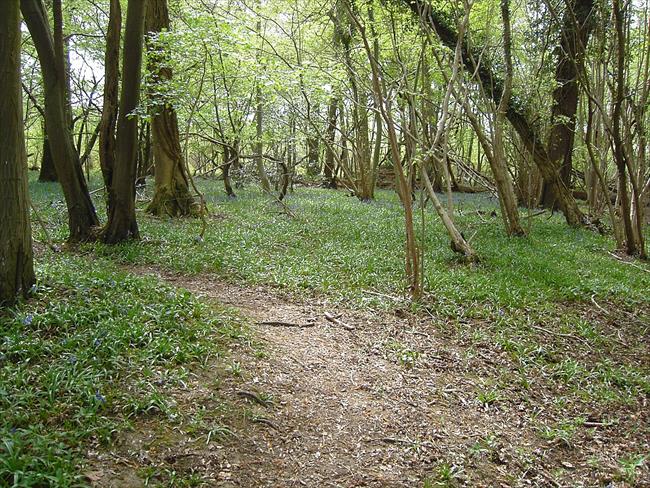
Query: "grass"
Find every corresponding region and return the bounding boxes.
[30,175,650,309]
[29,174,650,391]
[0,251,243,486]
[21,172,650,485]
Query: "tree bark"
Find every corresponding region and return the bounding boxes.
[21,0,99,241]
[99,0,121,217]
[540,0,595,207]
[38,126,57,181]
[493,0,524,235]
[323,96,339,188]
[223,145,236,197]
[52,0,71,127]
[0,0,36,306]
[145,0,196,217]
[102,0,146,243]
[612,0,645,257]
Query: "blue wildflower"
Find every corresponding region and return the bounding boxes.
[94,391,106,404]
[22,315,33,326]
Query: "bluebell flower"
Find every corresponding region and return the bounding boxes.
[95,390,106,404]
[22,315,33,326]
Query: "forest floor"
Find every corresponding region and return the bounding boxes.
[2,176,648,487]
[83,265,649,488]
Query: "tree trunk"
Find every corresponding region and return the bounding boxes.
[52,0,71,127]
[21,0,99,241]
[255,12,271,192]
[0,0,36,306]
[540,0,594,207]
[612,0,645,257]
[38,125,57,181]
[136,120,151,186]
[492,0,524,235]
[223,145,236,197]
[323,95,339,188]
[307,137,319,176]
[255,83,272,192]
[332,4,374,200]
[99,0,121,216]
[145,0,196,217]
[102,0,146,243]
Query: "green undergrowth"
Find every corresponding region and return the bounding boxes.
[0,251,244,486]
[21,173,650,486]
[30,175,649,310]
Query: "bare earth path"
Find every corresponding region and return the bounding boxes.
[86,269,648,487]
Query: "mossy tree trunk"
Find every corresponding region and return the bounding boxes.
[0,0,36,306]
[145,0,196,217]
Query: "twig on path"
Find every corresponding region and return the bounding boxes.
[324,312,355,331]
[372,437,434,448]
[257,320,316,328]
[251,416,280,431]
[236,390,273,407]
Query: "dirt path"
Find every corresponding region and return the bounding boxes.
[159,272,462,487]
[86,269,646,487]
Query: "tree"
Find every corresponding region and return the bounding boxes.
[99,0,121,218]
[102,0,146,243]
[145,0,197,217]
[1,0,36,306]
[404,0,590,228]
[21,0,99,241]
[255,5,272,192]
[39,128,57,181]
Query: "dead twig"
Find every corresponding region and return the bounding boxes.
[608,251,650,273]
[373,437,434,447]
[30,202,60,252]
[257,320,316,328]
[236,390,273,407]
[324,312,355,331]
[251,416,280,430]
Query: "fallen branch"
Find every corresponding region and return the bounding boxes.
[257,320,315,328]
[324,312,355,331]
[608,251,650,274]
[236,390,273,407]
[251,416,280,430]
[373,437,434,447]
